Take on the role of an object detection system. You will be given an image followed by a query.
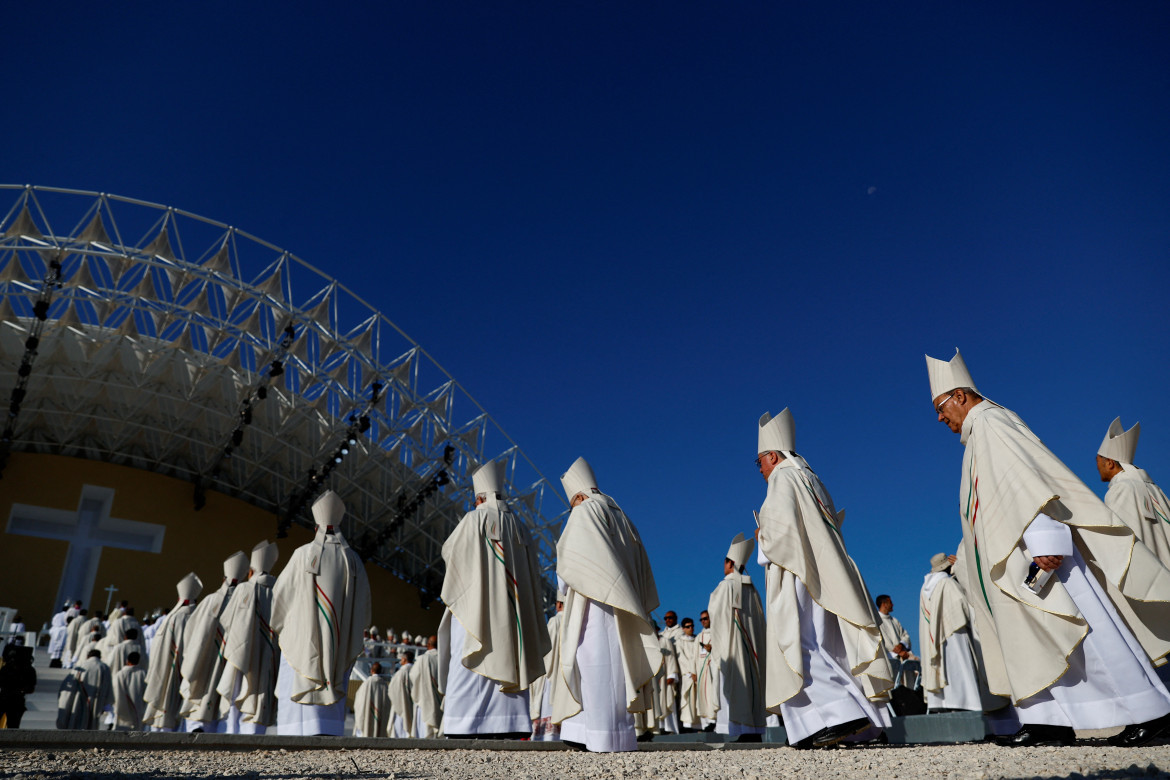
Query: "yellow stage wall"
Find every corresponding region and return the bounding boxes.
[0,451,441,637]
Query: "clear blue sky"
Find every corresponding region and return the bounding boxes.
[8,2,1170,645]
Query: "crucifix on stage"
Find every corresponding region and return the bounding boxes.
[5,485,165,616]
[103,584,118,615]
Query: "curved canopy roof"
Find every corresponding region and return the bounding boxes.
[0,184,566,606]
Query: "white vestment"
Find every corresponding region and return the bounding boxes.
[757,457,892,738]
[558,601,637,752]
[57,656,113,729]
[410,648,443,738]
[775,579,892,743]
[553,491,660,752]
[440,613,530,735]
[530,612,564,740]
[69,618,105,666]
[387,662,413,738]
[953,402,1170,725]
[437,494,547,736]
[919,571,981,712]
[275,654,347,736]
[216,572,279,732]
[270,525,371,735]
[141,621,158,655]
[63,615,90,668]
[352,674,390,737]
[674,634,700,729]
[696,627,719,727]
[113,665,148,730]
[48,611,69,660]
[709,572,767,735]
[109,639,147,678]
[100,616,141,658]
[142,602,195,731]
[1012,515,1170,728]
[879,613,911,656]
[179,580,237,730]
[1105,466,1170,570]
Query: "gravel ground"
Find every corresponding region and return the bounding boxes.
[2,743,1170,780]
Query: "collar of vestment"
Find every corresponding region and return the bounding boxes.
[1117,464,1154,482]
[960,399,991,445]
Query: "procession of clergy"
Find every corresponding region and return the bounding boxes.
[51,349,1170,750]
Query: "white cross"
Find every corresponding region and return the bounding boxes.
[5,485,165,615]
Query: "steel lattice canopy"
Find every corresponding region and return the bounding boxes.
[0,184,566,607]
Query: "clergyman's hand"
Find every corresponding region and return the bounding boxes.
[1033,555,1064,572]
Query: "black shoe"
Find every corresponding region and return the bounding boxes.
[791,718,871,749]
[563,739,587,751]
[1106,713,1170,747]
[994,724,1075,747]
[636,731,654,742]
[733,733,763,743]
[852,730,889,747]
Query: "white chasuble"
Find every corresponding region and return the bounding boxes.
[410,648,444,737]
[708,571,766,733]
[387,662,414,738]
[216,572,279,730]
[352,674,390,737]
[1105,467,1170,570]
[271,528,371,706]
[439,498,549,692]
[554,492,661,752]
[758,459,893,714]
[179,580,237,727]
[695,628,719,724]
[271,526,371,735]
[955,402,1170,707]
[142,602,194,731]
[49,611,69,660]
[57,656,113,729]
[674,634,700,729]
[919,572,981,711]
[113,665,148,730]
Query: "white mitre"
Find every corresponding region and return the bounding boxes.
[177,572,203,602]
[836,508,846,527]
[312,490,345,528]
[250,539,279,574]
[224,551,249,582]
[1098,416,1140,465]
[758,408,795,454]
[472,459,506,498]
[561,456,599,501]
[925,348,978,400]
[726,532,756,570]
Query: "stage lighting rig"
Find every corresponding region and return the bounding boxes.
[193,319,299,509]
[0,252,63,478]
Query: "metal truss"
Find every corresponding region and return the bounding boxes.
[0,185,567,608]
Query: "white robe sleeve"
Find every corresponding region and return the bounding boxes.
[1022,513,1074,558]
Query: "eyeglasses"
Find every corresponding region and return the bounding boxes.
[700,616,710,622]
[681,624,693,629]
[755,453,772,469]
[935,392,957,415]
